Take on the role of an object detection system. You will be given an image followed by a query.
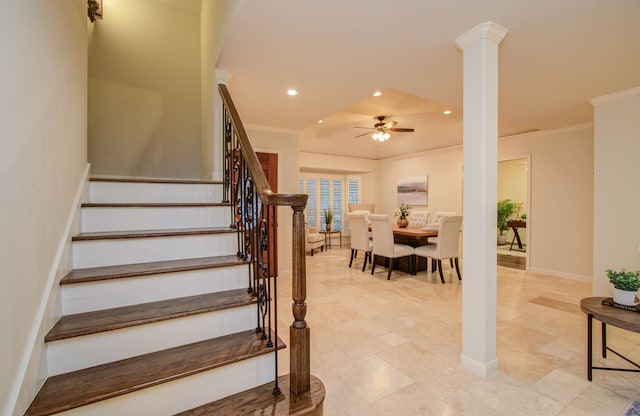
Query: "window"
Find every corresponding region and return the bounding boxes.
[299,173,360,232]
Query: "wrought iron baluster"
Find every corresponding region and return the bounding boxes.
[270,204,280,396]
[222,111,232,204]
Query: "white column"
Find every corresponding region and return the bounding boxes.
[454,21,508,378]
[212,69,230,182]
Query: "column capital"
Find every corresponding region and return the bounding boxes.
[455,21,508,50]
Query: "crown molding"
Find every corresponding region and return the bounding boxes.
[588,86,640,106]
[499,122,593,141]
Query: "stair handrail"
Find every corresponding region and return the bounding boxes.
[218,83,312,396]
[219,85,305,208]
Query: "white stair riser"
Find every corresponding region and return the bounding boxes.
[73,234,237,268]
[48,305,258,375]
[89,181,223,203]
[55,355,275,416]
[82,206,231,232]
[62,266,249,314]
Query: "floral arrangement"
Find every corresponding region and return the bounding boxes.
[394,203,413,220]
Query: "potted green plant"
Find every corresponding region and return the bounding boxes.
[323,208,333,231]
[497,199,514,245]
[606,268,640,306]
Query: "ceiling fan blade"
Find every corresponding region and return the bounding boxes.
[353,126,373,129]
[354,131,373,138]
[390,128,415,132]
[383,121,397,129]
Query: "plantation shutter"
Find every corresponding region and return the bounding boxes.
[319,179,330,229]
[332,179,342,231]
[306,178,318,226]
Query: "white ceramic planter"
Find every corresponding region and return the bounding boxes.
[613,288,639,306]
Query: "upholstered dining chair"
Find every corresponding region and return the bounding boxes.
[347,212,372,272]
[408,210,431,228]
[368,214,415,280]
[414,215,462,283]
[348,203,375,213]
[427,211,457,229]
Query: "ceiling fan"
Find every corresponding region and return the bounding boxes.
[354,115,415,141]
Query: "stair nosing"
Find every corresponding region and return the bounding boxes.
[90,177,223,185]
[45,289,255,342]
[81,202,232,208]
[60,255,248,285]
[174,374,325,416]
[72,227,236,241]
[26,330,284,416]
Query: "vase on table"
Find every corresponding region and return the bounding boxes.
[397,218,409,228]
[613,288,639,306]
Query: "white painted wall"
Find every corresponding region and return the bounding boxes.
[592,89,640,295]
[88,0,201,179]
[499,126,594,280]
[201,1,241,180]
[247,127,301,274]
[377,147,463,218]
[0,1,88,413]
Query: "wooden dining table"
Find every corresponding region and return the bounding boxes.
[377,225,439,274]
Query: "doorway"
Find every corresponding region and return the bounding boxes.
[497,157,529,270]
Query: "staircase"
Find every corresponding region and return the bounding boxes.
[24,177,324,415]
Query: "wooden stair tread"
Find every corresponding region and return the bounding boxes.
[81,202,231,208]
[175,374,325,416]
[45,289,255,342]
[25,330,284,416]
[60,255,247,285]
[90,177,222,185]
[72,227,235,241]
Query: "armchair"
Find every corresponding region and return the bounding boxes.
[305,224,324,256]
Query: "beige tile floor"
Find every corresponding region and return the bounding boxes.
[275,247,639,415]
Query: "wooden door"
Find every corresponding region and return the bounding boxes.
[257,152,278,276]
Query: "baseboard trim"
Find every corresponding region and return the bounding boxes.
[6,163,90,416]
[460,354,499,379]
[529,267,591,282]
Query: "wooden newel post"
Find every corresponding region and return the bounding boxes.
[290,205,310,395]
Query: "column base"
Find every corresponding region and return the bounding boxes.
[461,354,499,378]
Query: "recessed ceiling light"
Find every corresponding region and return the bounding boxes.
[286,89,298,96]
[318,120,323,123]
[373,91,382,97]
[443,110,452,115]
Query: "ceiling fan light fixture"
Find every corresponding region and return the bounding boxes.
[372,131,390,141]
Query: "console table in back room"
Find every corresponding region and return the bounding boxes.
[506,219,526,251]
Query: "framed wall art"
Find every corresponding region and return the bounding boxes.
[397,176,428,205]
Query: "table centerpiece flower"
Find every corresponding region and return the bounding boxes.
[394,203,412,228]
